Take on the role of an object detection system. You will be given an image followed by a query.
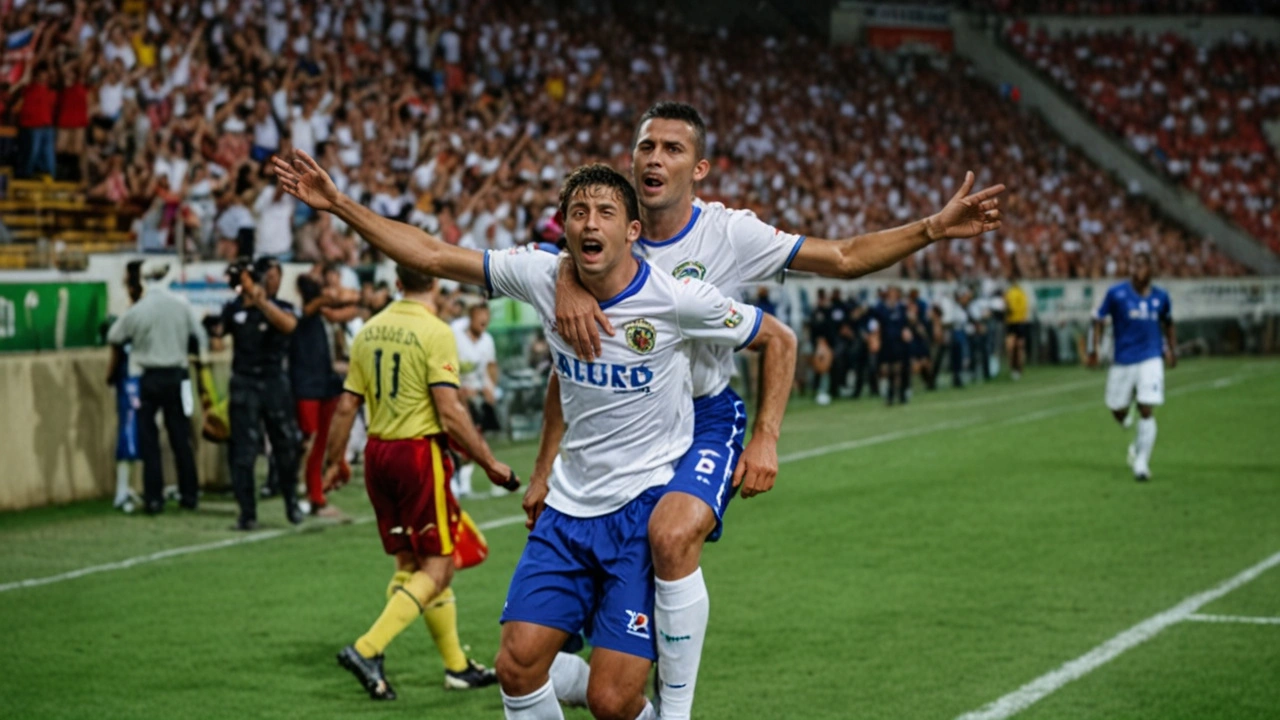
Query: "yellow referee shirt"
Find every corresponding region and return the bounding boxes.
[345,300,462,440]
[1005,285,1029,325]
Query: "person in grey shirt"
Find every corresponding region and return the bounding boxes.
[107,260,209,514]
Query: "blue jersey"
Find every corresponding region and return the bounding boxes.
[873,301,908,348]
[1094,281,1171,365]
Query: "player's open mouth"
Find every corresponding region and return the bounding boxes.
[581,239,604,261]
[641,175,664,194]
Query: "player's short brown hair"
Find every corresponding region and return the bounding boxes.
[635,101,707,159]
[558,164,640,224]
[395,264,435,292]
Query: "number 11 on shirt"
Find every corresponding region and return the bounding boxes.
[374,349,401,400]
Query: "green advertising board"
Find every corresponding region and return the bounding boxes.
[0,282,108,353]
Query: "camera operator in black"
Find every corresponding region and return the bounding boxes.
[213,257,303,530]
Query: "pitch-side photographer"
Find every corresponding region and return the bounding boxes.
[210,257,303,530]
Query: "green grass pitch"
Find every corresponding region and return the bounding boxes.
[2,358,1278,719]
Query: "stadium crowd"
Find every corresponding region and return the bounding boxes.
[971,0,1279,14]
[1006,23,1280,255]
[0,0,1252,282]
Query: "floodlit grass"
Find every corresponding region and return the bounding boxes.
[2,358,1278,719]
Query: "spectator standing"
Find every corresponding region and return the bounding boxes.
[252,172,297,260]
[291,273,359,516]
[450,302,500,497]
[14,61,57,178]
[55,63,90,181]
[106,260,208,515]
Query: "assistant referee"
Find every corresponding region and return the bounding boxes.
[107,260,208,515]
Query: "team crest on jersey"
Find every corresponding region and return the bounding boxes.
[724,304,745,328]
[673,260,707,281]
[623,319,657,354]
[625,610,651,639]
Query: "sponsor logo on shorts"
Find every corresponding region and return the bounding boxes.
[625,610,651,639]
[624,319,657,354]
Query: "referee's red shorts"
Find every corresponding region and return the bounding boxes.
[364,434,459,557]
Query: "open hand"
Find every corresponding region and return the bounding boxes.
[271,149,342,212]
[925,171,1006,240]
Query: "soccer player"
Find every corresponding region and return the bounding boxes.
[545,102,1004,718]
[274,153,796,720]
[1004,272,1030,380]
[1088,252,1176,482]
[872,286,911,406]
[450,301,501,498]
[322,264,512,700]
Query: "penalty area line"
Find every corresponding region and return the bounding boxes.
[1185,614,1280,626]
[953,549,1280,720]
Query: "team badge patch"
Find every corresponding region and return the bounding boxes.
[724,304,745,328]
[624,319,657,354]
[625,610,651,639]
[673,260,707,281]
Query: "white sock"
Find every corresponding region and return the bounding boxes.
[114,462,132,504]
[458,464,474,496]
[502,679,564,720]
[634,699,657,720]
[1135,417,1157,473]
[654,567,710,720]
[549,652,589,707]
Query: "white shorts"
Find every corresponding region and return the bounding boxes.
[1105,357,1164,411]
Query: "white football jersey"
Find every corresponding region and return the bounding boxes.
[450,317,497,392]
[634,198,805,397]
[485,246,763,517]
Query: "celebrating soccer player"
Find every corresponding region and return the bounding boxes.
[322,264,513,700]
[1088,252,1177,482]
[542,102,1005,718]
[274,150,798,720]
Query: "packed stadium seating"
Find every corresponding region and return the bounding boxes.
[0,0,1256,278]
[1005,22,1280,256]
[971,0,1279,15]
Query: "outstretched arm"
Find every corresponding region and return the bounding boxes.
[272,150,486,286]
[734,315,797,499]
[789,171,1005,279]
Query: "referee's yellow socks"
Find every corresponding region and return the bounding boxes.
[355,572,436,659]
[424,588,468,673]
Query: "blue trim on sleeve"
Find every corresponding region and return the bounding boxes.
[783,235,807,269]
[598,260,651,311]
[735,308,765,351]
[536,242,560,254]
[428,382,460,389]
[483,250,494,295]
[637,206,702,248]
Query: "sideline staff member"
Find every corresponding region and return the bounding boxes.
[213,257,303,530]
[107,260,208,515]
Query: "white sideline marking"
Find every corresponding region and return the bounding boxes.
[778,419,975,464]
[0,513,527,594]
[1186,614,1280,625]
[954,549,1280,720]
[2,367,1269,594]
